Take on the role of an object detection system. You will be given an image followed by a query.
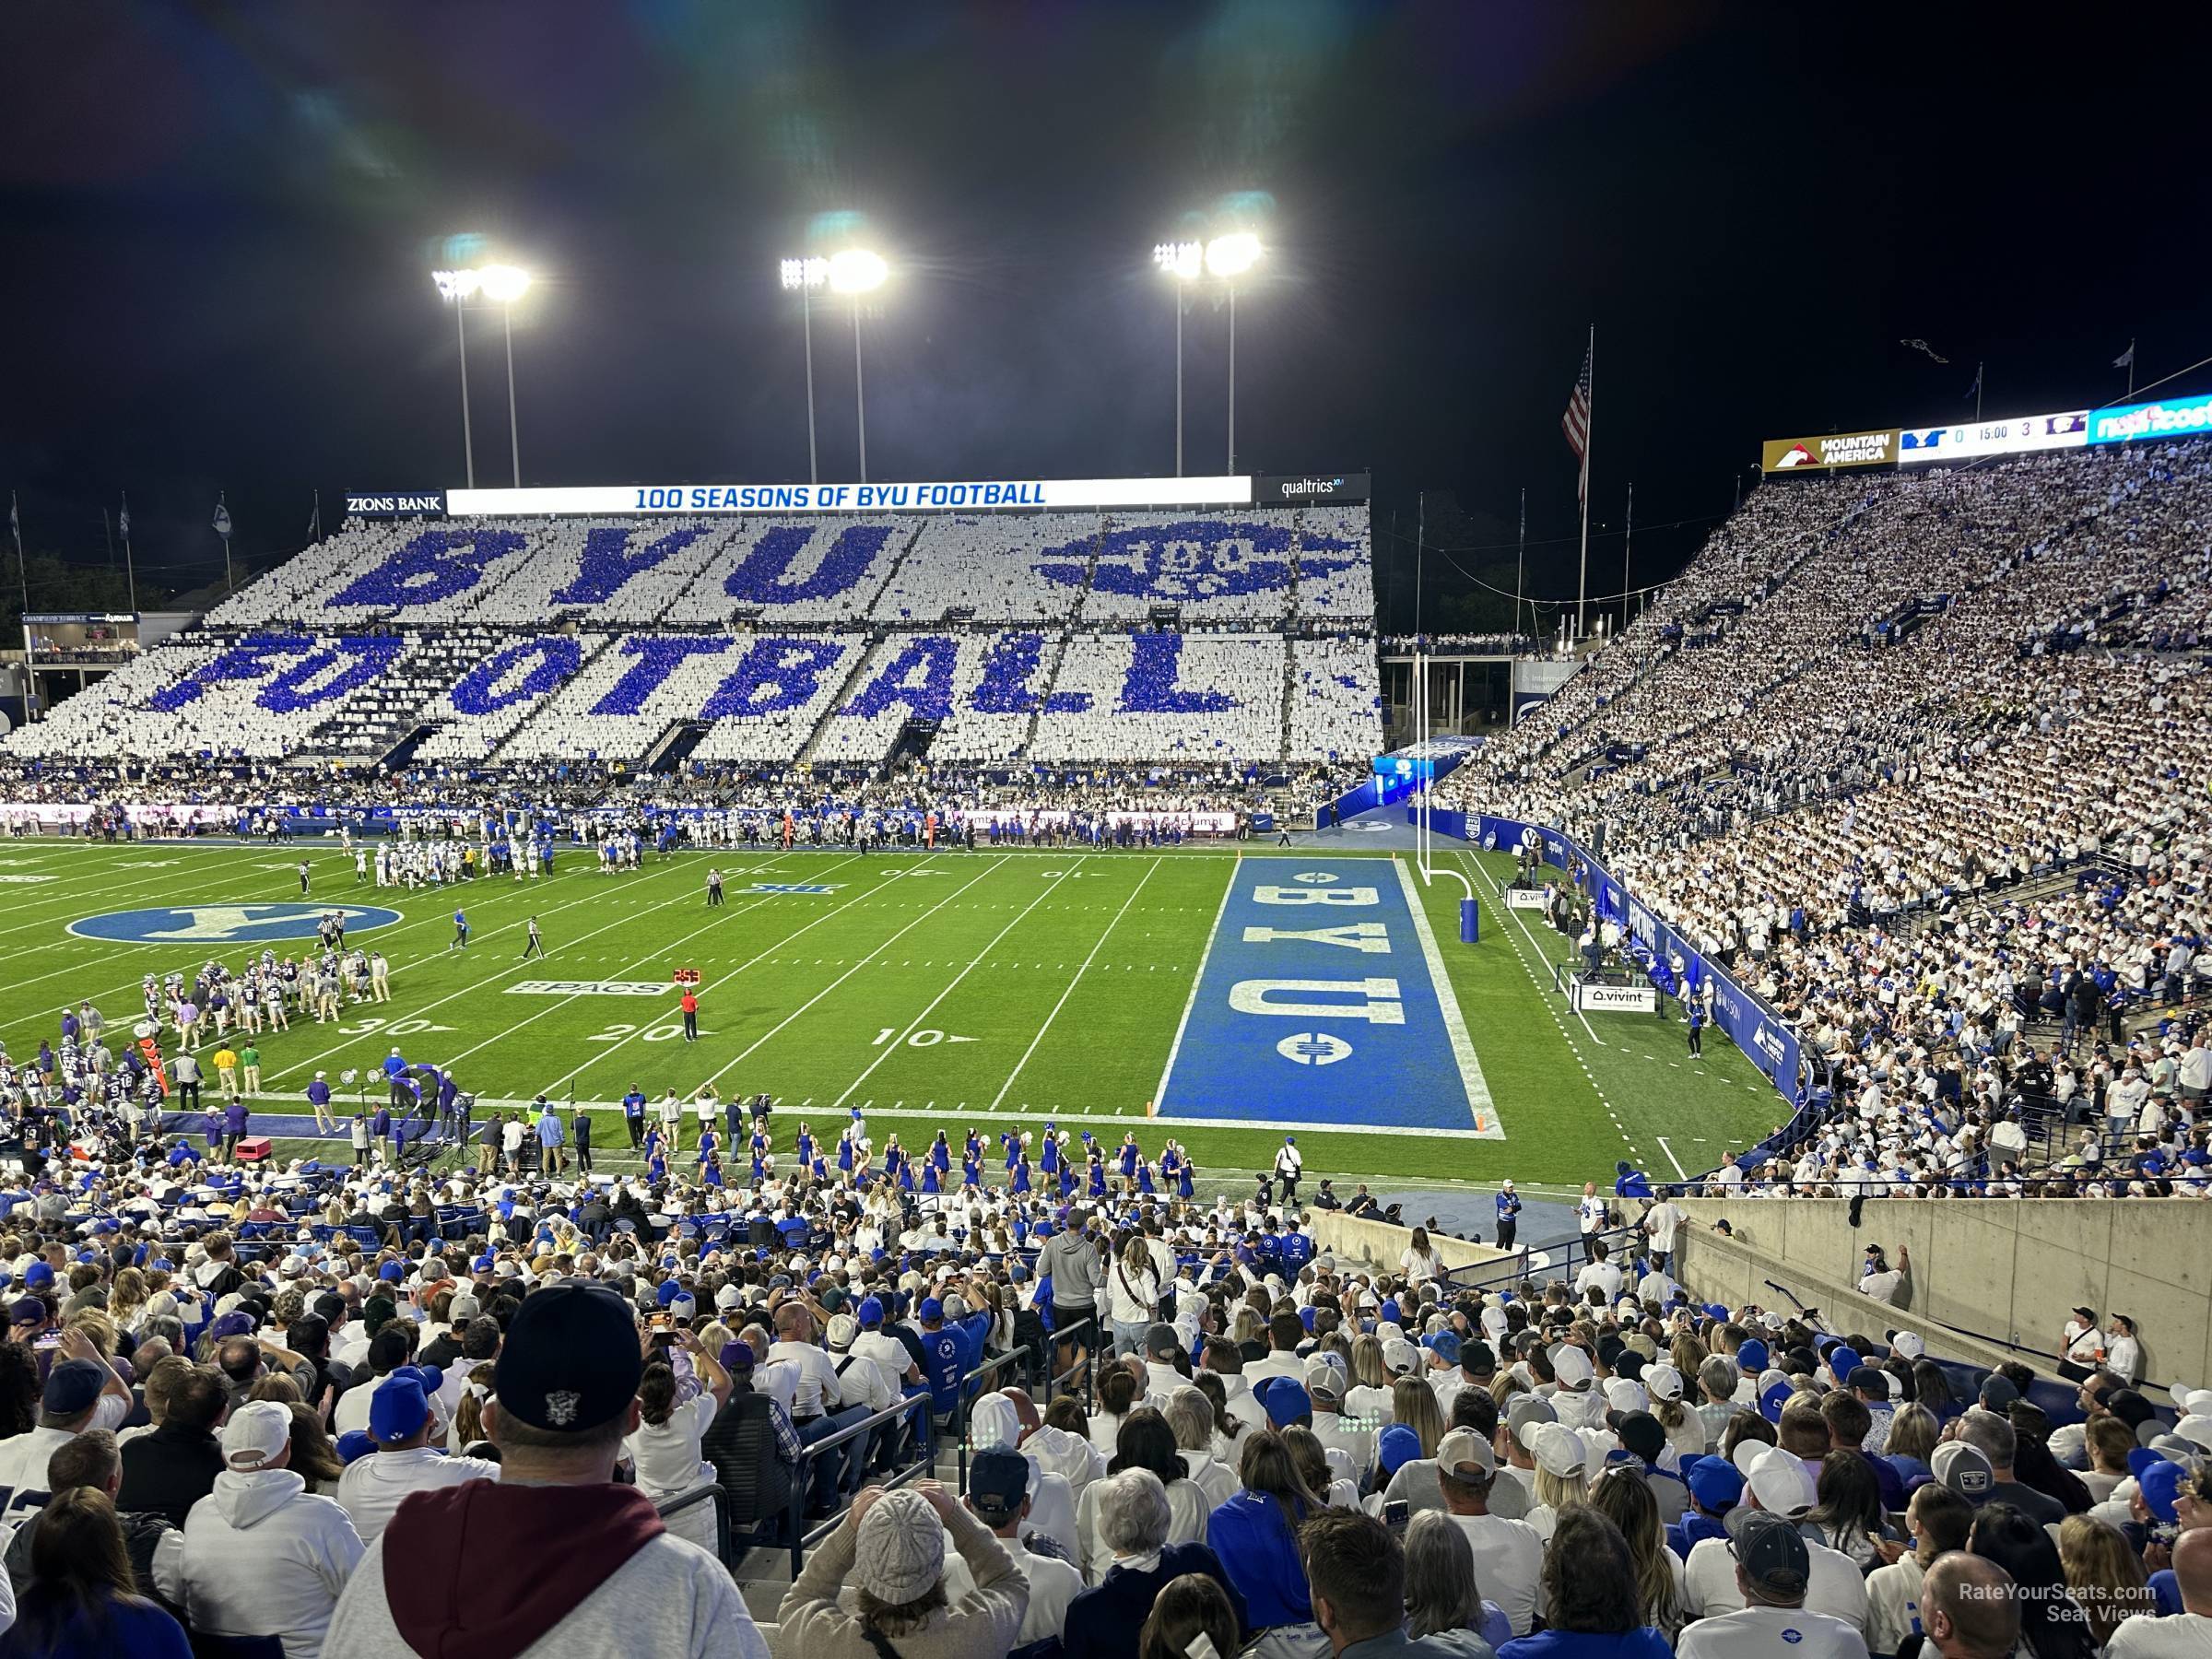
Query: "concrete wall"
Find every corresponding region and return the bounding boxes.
[1674,1198,2210,1401]
[1310,1211,1518,1279]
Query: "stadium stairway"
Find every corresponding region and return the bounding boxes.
[1019,629,1075,757]
[794,631,891,766]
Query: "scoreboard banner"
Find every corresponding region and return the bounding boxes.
[1760,429,1900,473]
[1898,410,2088,465]
[2088,393,2212,446]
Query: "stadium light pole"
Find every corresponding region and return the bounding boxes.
[432,265,532,488]
[1152,241,1204,476]
[779,256,830,484]
[830,249,888,484]
[1206,233,1261,473]
[477,265,532,487]
[431,269,478,489]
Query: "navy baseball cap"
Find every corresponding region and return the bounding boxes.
[493,1283,643,1435]
[42,1359,105,1417]
[967,1448,1030,1520]
[1733,1510,1810,1594]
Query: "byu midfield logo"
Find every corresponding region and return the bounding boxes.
[68,903,403,944]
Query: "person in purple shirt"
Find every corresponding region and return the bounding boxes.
[219,1097,249,1162]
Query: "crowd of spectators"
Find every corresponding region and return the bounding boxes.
[0,1112,2195,1657]
[1441,441,2212,1194]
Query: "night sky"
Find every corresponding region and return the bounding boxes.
[3,2,2206,623]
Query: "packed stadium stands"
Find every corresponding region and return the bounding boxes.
[8,441,2212,1657]
[7,502,1384,774]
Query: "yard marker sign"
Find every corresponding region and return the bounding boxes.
[1155,857,1500,1136]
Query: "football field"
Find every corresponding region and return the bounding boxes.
[0,838,1785,1196]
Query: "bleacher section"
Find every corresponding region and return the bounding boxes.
[9,502,1383,769]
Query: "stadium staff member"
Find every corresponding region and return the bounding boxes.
[323,1281,768,1659]
[1273,1135,1303,1203]
[680,984,700,1042]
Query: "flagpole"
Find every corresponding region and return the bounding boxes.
[1622,480,1634,629]
[1975,362,1983,423]
[2127,339,2136,399]
[1515,487,1526,645]
[9,492,28,631]
[122,492,138,615]
[1576,325,1594,641]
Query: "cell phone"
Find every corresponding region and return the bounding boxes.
[1383,1500,1409,1534]
[650,1330,678,1349]
[32,1332,61,1351]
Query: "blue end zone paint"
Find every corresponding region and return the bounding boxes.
[1155,856,1500,1137]
[67,903,404,944]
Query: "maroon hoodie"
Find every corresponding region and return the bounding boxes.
[381,1481,665,1659]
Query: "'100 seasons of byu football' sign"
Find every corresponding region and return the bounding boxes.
[444,475,1254,516]
[1155,860,1500,1138]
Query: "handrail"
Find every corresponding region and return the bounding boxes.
[952,1344,1034,1491]
[1045,1316,1097,1410]
[653,1479,731,1565]
[782,1394,935,1577]
[1441,1220,1643,1298]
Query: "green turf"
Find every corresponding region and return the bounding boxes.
[0,838,1786,1194]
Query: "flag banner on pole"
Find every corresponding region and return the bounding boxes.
[212,501,232,538]
[7,495,17,537]
[118,500,130,538]
[1964,365,1983,400]
[2113,343,2136,368]
[1561,347,1592,505]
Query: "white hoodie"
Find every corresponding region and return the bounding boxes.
[182,1468,365,1659]
[335,1446,500,1544]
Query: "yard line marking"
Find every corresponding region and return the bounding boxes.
[1656,1135,1688,1181]
[263,855,865,1085]
[529,853,946,1095]
[691,856,1011,1095]
[1149,853,1239,1114]
[20,844,743,1011]
[829,856,1089,1112]
[990,857,1162,1111]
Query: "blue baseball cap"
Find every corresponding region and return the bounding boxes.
[1759,1381,1794,1424]
[1686,1455,1744,1512]
[2141,1458,2190,1524]
[335,1430,378,1465]
[1736,1338,1770,1373]
[856,1297,885,1326]
[919,1298,944,1323]
[1379,1424,1422,1476]
[23,1264,53,1291]
[1427,1332,1462,1367]
[369,1366,441,1443]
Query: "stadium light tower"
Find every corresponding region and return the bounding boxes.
[1206,233,1261,474]
[782,249,888,484]
[432,264,534,488]
[1153,240,1203,476]
[1153,233,1261,477]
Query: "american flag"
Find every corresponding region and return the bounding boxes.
[1561,345,1592,505]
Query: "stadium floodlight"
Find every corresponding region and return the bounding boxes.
[477,265,533,303]
[1204,232,1261,277]
[431,264,533,488]
[1151,234,1264,476]
[778,249,888,482]
[828,248,888,294]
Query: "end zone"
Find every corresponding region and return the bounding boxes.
[1154,855,1501,1138]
